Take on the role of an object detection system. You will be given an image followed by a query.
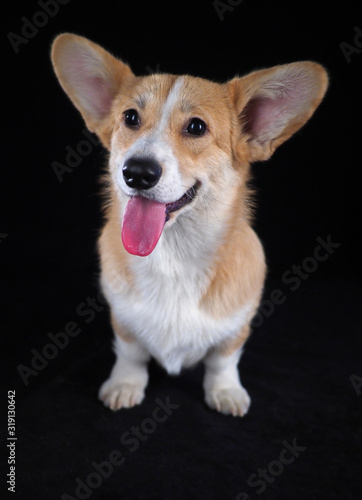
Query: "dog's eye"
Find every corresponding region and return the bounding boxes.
[185,118,207,136]
[124,109,140,127]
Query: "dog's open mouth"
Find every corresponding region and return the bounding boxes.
[121,181,200,257]
[165,181,200,222]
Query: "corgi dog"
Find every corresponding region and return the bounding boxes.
[51,34,328,416]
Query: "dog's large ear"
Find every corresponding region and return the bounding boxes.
[228,62,328,162]
[51,34,134,145]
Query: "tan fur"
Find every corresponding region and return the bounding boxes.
[98,194,134,289]
[199,187,266,319]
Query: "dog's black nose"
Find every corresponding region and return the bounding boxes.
[122,157,162,190]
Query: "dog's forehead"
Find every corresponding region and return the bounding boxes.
[129,74,228,113]
[131,74,178,107]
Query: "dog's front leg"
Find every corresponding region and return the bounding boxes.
[203,327,251,417]
[99,320,150,410]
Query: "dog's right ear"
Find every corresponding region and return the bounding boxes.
[228,62,328,163]
[51,34,134,145]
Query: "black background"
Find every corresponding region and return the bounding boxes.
[1,1,362,499]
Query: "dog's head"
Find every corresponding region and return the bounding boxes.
[51,34,328,256]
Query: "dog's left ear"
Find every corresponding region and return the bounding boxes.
[51,33,134,146]
[228,62,328,162]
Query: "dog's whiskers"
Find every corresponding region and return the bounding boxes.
[201,193,223,225]
[186,186,196,201]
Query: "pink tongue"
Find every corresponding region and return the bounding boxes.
[122,197,166,256]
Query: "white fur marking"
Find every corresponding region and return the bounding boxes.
[98,336,150,410]
[104,224,254,376]
[203,348,251,416]
[155,77,185,136]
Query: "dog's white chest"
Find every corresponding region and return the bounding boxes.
[109,229,251,374]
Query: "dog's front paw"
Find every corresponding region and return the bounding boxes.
[205,385,251,417]
[99,379,145,411]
